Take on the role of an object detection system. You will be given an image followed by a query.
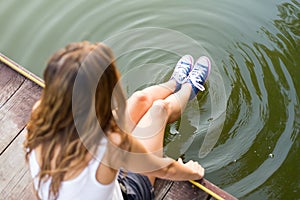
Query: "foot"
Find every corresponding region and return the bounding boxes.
[187,56,211,99]
[170,55,194,92]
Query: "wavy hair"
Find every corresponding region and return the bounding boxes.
[24,41,127,199]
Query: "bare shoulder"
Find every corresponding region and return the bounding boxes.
[106,131,124,146]
[32,99,41,111]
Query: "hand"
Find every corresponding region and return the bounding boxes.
[178,158,205,180]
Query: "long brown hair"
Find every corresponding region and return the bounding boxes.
[24,41,127,199]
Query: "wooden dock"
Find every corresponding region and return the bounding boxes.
[0,53,237,200]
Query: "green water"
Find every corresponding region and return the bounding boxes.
[0,0,299,199]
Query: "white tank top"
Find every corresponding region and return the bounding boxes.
[28,138,123,200]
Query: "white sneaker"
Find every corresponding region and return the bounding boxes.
[170,55,194,84]
[187,56,211,99]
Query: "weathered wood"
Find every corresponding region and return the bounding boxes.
[201,179,237,200]
[162,180,210,200]
[153,178,239,200]
[0,62,25,109]
[0,129,35,199]
[0,54,44,88]
[0,78,41,154]
[0,56,39,199]
[19,181,36,200]
[154,178,174,200]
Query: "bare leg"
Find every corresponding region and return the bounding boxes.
[126,80,176,131]
[163,83,192,123]
[131,83,192,185]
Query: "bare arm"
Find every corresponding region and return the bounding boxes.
[104,132,205,181]
[144,158,204,181]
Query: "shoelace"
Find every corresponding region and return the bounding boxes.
[189,64,207,91]
[173,61,192,83]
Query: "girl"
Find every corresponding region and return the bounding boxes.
[24,41,210,200]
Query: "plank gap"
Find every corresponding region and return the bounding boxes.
[0,126,26,156]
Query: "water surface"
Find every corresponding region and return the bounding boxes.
[0,0,299,199]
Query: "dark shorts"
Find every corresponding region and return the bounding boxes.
[117,170,154,200]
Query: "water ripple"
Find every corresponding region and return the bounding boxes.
[0,0,299,199]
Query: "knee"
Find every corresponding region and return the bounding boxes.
[131,91,152,107]
[150,100,170,118]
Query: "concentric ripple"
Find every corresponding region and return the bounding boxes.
[0,0,299,199]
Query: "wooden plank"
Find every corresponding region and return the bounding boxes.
[154,178,174,200]
[154,178,238,200]
[18,181,36,200]
[0,78,41,154]
[0,54,44,88]
[0,62,25,108]
[0,129,35,199]
[201,179,238,200]
[162,180,210,200]
[0,56,41,199]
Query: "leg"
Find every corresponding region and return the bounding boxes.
[126,54,195,130]
[163,83,192,123]
[126,80,176,131]
[132,83,192,184]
